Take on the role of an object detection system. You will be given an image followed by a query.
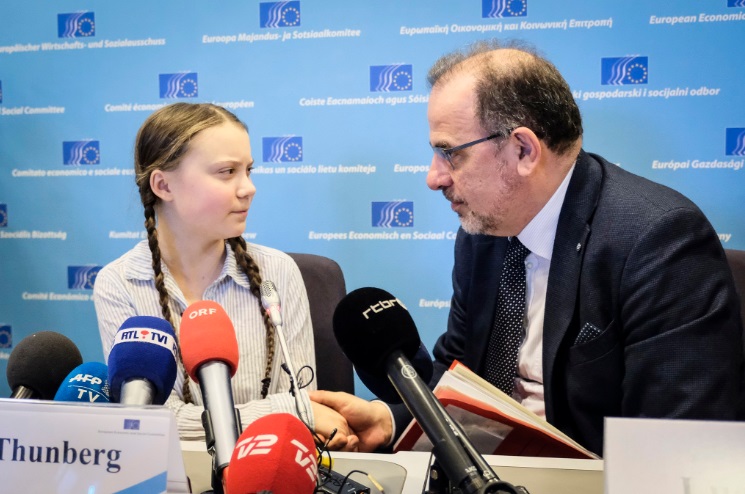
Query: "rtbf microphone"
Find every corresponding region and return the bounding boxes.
[180,300,240,486]
[107,316,178,405]
[54,362,111,403]
[226,413,317,494]
[355,341,434,404]
[6,331,83,399]
[333,287,524,494]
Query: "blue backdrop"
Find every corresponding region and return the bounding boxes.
[1,0,744,398]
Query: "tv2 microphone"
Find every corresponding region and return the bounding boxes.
[180,300,241,493]
[107,316,178,405]
[259,280,310,425]
[333,287,528,494]
[226,413,317,494]
[6,331,83,399]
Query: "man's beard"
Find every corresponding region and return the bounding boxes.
[443,160,520,236]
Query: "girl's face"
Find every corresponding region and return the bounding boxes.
[158,122,255,242]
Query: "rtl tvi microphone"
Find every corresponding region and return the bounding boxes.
[6,331,83,399]
[54,362,111,403]
[107,316,178,405]
[333,287,528,494]
[180,300,241,491]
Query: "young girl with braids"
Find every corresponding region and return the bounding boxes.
[93,102,354,449]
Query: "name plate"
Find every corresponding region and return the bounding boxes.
[605,417,745,494]
[0,398,188,493]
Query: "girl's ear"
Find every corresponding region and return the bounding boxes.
[150,170,173,201]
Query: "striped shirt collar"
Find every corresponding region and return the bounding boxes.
[123,239,251,290]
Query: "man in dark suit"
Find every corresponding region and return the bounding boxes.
[311,40,743,455]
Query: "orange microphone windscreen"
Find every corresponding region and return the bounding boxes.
[180,300,239,382]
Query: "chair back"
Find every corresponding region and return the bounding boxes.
[287,253,354,394]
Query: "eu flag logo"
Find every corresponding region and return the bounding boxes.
[726,128,745,156]
[0,204,6,228]
[63,141,100,165]
[263,136,303,162]
[67,266,102,290]
[372,201,414,228]
[482,0,527,18]
[260,1,301,28]
[124,419,140,430]
[601,56,648,85]
[370,65,413,92]
[159,72,199,99]
[728,0,745,7]
[58,12,95,38]
[0,325,11,349]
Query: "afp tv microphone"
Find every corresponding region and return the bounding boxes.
[54,362,111,403]
[6,331,83,399]
[107,316,178,405]
[333,287,528,494]
[226,413,317,494]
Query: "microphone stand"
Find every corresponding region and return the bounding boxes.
[273,321,311,426]
[386,352,530,494]
[198,363,242,494]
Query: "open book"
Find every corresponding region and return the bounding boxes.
[393,360,599,459]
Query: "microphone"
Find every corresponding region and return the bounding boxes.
[226,413,317,494]
[6,331,83,399]
[259,279,282,328]
[54,362,111,403]
[333,287,527,494]
[180,300,241,490]
[355,341,434,404]
[107,316,178,405]
[259,280,310,425]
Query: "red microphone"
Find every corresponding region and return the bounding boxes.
[226,413,318,494]
[180,300,241,489]
[180,300,239,378]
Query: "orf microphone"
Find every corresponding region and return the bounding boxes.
[107,316,178,405]
[226,413,317,494]
[54,362,111,403]
[333,287,524,494]
[180,300,240,488]
[6,331,83,399]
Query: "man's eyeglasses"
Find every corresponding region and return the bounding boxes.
[431,130,510,170]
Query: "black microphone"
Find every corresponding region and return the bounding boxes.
[333,287,527,494]
[6,331,83,399]
[355,341,433,404]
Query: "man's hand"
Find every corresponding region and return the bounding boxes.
[310,400,359,451]
[309,390,392,452]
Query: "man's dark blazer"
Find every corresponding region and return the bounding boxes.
[392,150,744,456]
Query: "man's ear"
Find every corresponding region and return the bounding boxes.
[511,127,541,177]
[150,170,173,201]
